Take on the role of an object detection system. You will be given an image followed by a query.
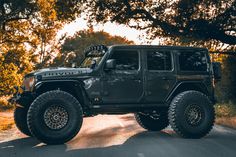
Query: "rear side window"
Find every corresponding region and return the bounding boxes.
[179,51,208,71]
[147,50,172,71]
[110,50,139,70]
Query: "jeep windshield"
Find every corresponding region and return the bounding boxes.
[79,55,104,68]
[79,45,108,68]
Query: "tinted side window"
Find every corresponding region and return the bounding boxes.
[179,51,207,71]
[147,50,172,70]
[110,50,139,70]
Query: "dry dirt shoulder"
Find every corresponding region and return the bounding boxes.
[0,111,25,142]
[215,117,236,129]
[0,110,14,131]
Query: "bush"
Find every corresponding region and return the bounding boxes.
[215,102,236,118]
[0,96,13,111]
[0,63,22,96]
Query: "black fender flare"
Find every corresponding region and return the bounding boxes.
[166,81,210,103]
[33,80,91,108]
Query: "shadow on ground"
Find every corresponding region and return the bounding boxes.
[1,127,236,157]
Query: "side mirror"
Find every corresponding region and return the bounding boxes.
[212,62,221,81]
[105,59,116,70]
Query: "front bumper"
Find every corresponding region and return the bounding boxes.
[9,89,35,108]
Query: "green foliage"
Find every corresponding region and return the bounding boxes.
[52,29,134,67]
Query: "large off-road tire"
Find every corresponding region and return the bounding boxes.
[14,107,32,136]
[168,90,215,138]
[135,110,169,131]
[27,90,83,145]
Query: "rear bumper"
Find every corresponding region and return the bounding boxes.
[211,88,217,105]
[211,97,217,105]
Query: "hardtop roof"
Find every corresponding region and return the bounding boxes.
[110,45,208,51]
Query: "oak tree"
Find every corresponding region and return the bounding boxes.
[83,0,236,45]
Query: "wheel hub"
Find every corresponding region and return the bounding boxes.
[185,104,204,126]
[44,105,69,130]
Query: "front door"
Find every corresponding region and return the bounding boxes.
[101,49,143,104]
[145,49,176,103]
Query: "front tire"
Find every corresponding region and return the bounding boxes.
[14,107,32,136]
[135,110,169,131]
[27,90,83,144]
[168,90,215,138]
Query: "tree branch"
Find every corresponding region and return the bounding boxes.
[102,0,236,45]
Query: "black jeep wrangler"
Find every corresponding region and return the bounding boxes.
[11,45,221,144]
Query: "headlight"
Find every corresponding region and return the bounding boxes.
[23,76,35,91]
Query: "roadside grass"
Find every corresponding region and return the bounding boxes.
[215,103,236,129]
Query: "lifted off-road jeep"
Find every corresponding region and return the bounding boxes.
[11,45,221,144]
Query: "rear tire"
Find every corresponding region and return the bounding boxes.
[168,90,215,138]
[14,107,32,136]
[135,110,169,131]
[27,90,83,144]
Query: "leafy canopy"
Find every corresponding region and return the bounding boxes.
[0,0,82,96]
[83,0,236,45]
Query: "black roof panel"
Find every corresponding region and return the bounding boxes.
[110,45,208,51]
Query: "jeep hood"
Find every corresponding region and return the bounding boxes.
[25,67,93,78]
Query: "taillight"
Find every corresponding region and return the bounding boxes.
[213,78,216,88]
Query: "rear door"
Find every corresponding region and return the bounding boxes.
[145,49,176,103]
